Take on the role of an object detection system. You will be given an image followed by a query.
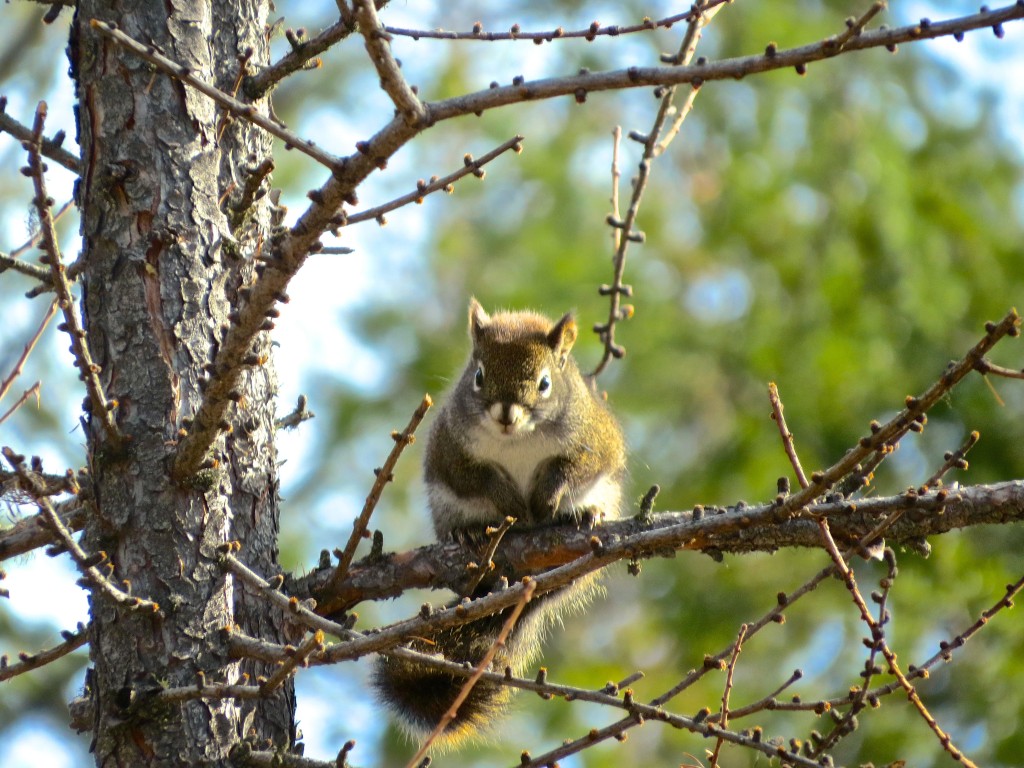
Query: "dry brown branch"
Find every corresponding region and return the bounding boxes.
[592,1,724,377]
[175,545,1024,767]
[0,622,87,682]
[920,430,980,491]
[0,491,87,563]
[327,394,431,591]
[354,0,425,126]
[461,515,516,599]
[298,480,1024,613]
[274,394,315,431]
[609,126,622,251]
[1,448,158,613]
[89,20,346,172]
[768,382,810,490]
[521,553,1019,767]
[0,300,56,409]
[405,579,537,767]
[833,1,888,48]
[0,198,77,293]
[0,97,80,174]
[422,5,1024,122]
[709,623,748,767]
[816,518,977,766]
[243,2,393,98]
[776,310,1019,514]
[258,630,325,695]
[384,3,732,43]
[25,102,122,446]
[338,135,524,228]
[0,250,52,284]
[0,382,40,425]
[809,548,897,755]
[976,358,1024,379]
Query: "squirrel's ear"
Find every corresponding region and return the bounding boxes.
[547,313,577,362]
[468,297,490,342]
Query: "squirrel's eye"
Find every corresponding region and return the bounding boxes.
[473,365,485,390]
[538,371,552,396]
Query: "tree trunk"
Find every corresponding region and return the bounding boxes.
[72,1,292,762]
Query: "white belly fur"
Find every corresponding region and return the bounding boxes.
[468,429,561,494]
[467,428,622,519]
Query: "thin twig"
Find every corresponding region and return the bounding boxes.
[777,310,1020,516]
[831,1,888,49]
[461,515,516,598]
[0,199,77,293]
[0,382,41,425]
[714,668,804,721]
[25,102,123,446]
[768,382,810,489]
[2,448,158,613]
[812,547,897,755]
[920,430,980,492]
[0,300,56,406]
[353,0,426,126]
[423,5,1024,124]
[609,126,622,252]
[0,495,88,562]
[775,571,1024,718]
[0,97,80,174]
[274,394,315,431]
[328,394,431,590]
[591,1,725,378]
[338,135,524,228]
[384,3,733,43]
[0,623,88,682]
[816,518,978,767]
[90,21,346,173]
[708,623,748,767]
[0,250,52,284]
[9,199,76,260]
[258,630,325,695]
[976,358,1024,379]
[405,579,537,768]
[244,2,391,98]
[518,480,967,763]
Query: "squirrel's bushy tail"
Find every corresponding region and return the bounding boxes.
[372,575,603,749]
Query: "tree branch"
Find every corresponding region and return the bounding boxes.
[0,96,80,174]
[108,0,1020,486]
[0,623,87,682]
[337,134,524,228]
[424,4,1024,123]
[353,0,425,126]
[0,495,87,562]
[89,21,346,173]
[328,393,431,587]
[25,103,123,446]
[243,2,393,98]
[592,1,724,377]
[297,480,1024,615]
[2,448,158,613]
[383,3,732,43]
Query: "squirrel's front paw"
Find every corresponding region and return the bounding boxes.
[527,491,564,525]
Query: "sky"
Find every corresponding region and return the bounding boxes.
[1,2,1023,766]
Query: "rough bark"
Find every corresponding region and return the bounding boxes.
[72,1,291,763]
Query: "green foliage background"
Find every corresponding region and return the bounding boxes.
[1,2,1023,766]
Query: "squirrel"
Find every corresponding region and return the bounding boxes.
[373,298,626,749]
